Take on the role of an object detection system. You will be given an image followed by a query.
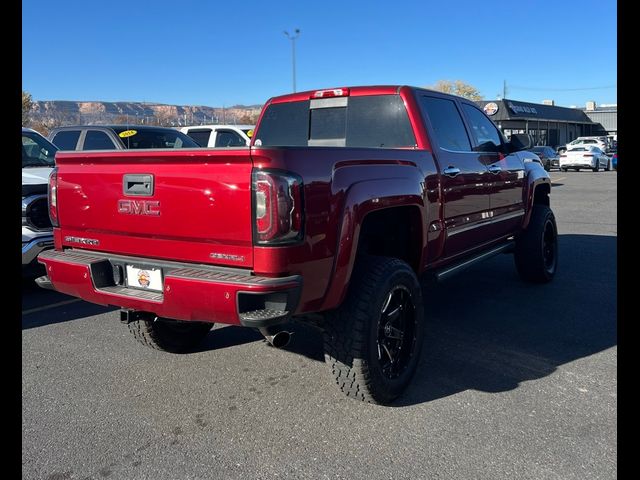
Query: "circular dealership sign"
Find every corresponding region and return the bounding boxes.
[483,102,499,116]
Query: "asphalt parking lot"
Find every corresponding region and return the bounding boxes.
[22,170,617,480]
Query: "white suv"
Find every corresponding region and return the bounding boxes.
[22,127,57,276]
[179,124,254,148]
[559,136,609,153]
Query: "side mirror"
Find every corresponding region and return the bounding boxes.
[508,133,533,152]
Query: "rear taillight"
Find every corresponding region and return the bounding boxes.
[252,170,303,245]
[560,154,567,158]
[583,154,594,157]
[48,167,59,227]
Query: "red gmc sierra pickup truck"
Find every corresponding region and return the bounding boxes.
[38,86,557,404]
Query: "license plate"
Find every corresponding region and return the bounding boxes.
[125,265,163,292]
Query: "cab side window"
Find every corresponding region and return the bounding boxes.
[215,130,246,147]
[461,104,502,153]
[83,130,117,150]
[419,96,471,152]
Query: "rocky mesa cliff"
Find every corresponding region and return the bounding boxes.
[31,100,262,129]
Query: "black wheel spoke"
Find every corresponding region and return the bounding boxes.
[376,285,417,379]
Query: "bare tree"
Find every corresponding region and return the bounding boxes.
[22,91,34,125]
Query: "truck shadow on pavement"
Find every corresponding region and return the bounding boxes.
[397,233,617,406]
[193,234,616,406]
[21,279,117,329]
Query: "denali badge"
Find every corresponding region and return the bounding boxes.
[210,253,246,262]
[118,199,160,216]
[64,236,100,246]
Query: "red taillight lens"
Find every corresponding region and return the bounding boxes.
[252,170,303,245]
[48,167,59,227]
[560,154,567,158]
[583,154,594,157]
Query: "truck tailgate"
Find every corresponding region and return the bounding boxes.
[54,149,254,268]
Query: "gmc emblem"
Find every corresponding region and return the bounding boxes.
[118,199,161,216]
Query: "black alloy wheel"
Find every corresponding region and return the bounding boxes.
[376,285,418,380]
[514,205,558,283]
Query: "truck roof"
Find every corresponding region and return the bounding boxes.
[267,86,404,104]
[266,85,474,106]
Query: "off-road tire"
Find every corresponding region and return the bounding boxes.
[323,256,424,404]
[514,205,558,283]
[128,317,213,353]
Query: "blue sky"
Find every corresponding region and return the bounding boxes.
[22,0,617,108]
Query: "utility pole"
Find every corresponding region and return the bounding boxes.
[284,29,301,92]
[503,80,508,100]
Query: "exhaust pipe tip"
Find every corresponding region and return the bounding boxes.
[259,327,292,348]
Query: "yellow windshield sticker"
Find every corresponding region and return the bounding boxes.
[119,129,137,138]
[246,129,254,138]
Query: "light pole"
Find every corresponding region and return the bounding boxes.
[284,29,301,92]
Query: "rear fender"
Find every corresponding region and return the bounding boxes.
[320,179,425,310]
[522,165,552,229]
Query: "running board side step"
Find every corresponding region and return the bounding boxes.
[432,241,515,283]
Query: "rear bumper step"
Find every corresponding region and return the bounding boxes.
[34,275,54,290]
[38,249,301,327]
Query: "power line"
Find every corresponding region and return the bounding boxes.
[509,84,617,92]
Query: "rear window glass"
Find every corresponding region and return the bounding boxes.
[254,101,311,147]
[310,107,347,140]
[254,95,416,148]
[51,130,81,150]
[110,128,200,149]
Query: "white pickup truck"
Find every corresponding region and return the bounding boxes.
[178,124,254,147]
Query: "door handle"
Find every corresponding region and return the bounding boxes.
[442,166,461,177]
[123,174,154,195]
[488,165,502,174]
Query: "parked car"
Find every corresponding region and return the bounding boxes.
[22,127,57,276]
[558,136,609,154]
[529,146,560,171]
[178,124,254,147]
[559,146,611,172]
[611,152,617,170]
[48,125,200,150]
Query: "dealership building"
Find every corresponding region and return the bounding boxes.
[474,99,612,149]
